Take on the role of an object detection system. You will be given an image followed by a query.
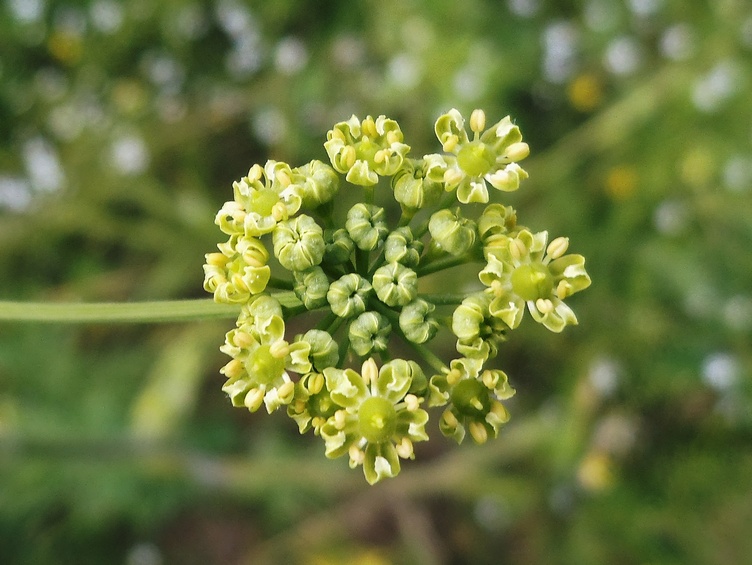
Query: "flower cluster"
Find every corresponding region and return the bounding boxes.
[204,110,591,484]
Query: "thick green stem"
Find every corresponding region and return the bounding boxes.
[356,247,370,276]
[0,299,239,324]
[416,254,475,277]
[0,292,304,324]
[418,293,469,306]
[267,277,294,291]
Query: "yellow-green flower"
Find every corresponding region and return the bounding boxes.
[203,235,271,304]
[320,358,429,484]
[435,108,530,204]
[229,161,303,236]
[428,357,515,444]
[479,229,591,332]
[220,296,312,413]
[324,114,411,186]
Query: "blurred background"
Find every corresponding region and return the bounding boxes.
[1,0,752,563]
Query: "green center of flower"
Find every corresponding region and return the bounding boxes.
[358,396,398,443]
[450,379,490,417]
[310,391,337,420]
[247,344,286,385]
[457,141,495,177]
[251,188,280,217]
[356,138,379,163]
[511,262,554,301]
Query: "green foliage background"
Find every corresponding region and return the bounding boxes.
[1,0,751,563]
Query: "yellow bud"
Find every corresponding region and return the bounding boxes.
[244,388,265,412]
[275,169,291,187]
[481,370,498,389]
[278,381,295,402]
[446,368,462,386]
[349,445,365,465]
[505,142,530,162]
[271,201,288,221]
[535,298,554,314]
[342,145,356,169]
[557,280,573,300]
[470,109,486,133]
[233,330,254,349]
[546,236,569,260]
[308,373,325,395]
[247,164,263,181]
[468,421,488,444]
[222,358,244,379]
[444,167,463,186]
[441,409,459,429]
[443,135,459,153]
[489,400,510,424]
[362,116,378,138]
[510,238,527,261]
[395,437,414,459]
[205,252,227,267]
[334,409,347,429]
[362,358,378,385]
[269,340,290,359]
[404,394,420,412]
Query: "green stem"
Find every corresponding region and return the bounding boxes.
[416,254,475,277]
[412,218,431,239]
[268,277,294,290]
[356,247,370,276]
[398,207,416,227]
[366,249,386,278]
[408,340,448,374]
[363,185,374,205]
[274,291,307,318]
[418,293,469,306]
[0,299,239,324]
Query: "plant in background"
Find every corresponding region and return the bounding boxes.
[203,109,591,484]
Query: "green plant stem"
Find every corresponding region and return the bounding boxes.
[0,291,304,324]
[268,277,294,290]
[0,299,239,324]
[355,247,370,276]
[416,254,475,277]
[419,293,469,306]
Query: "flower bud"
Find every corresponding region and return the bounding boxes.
[372,262,418,307]
[428,208,477,256]
[293,266,330,310]
[326,273,372,318]
[298,329,339,372]
[391,156,445,210]
[346,203,389,251]
[384,227,423,267]
[294,159,340,208]
[273,214,325,272]
[324,228,355,265]
[435,109,469,152]
[379,359,426,398]
[215,201,246,235]
[399,299,438,344]
[349,311,391,356]
[487,162,529,192]
[478,204,518,241]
